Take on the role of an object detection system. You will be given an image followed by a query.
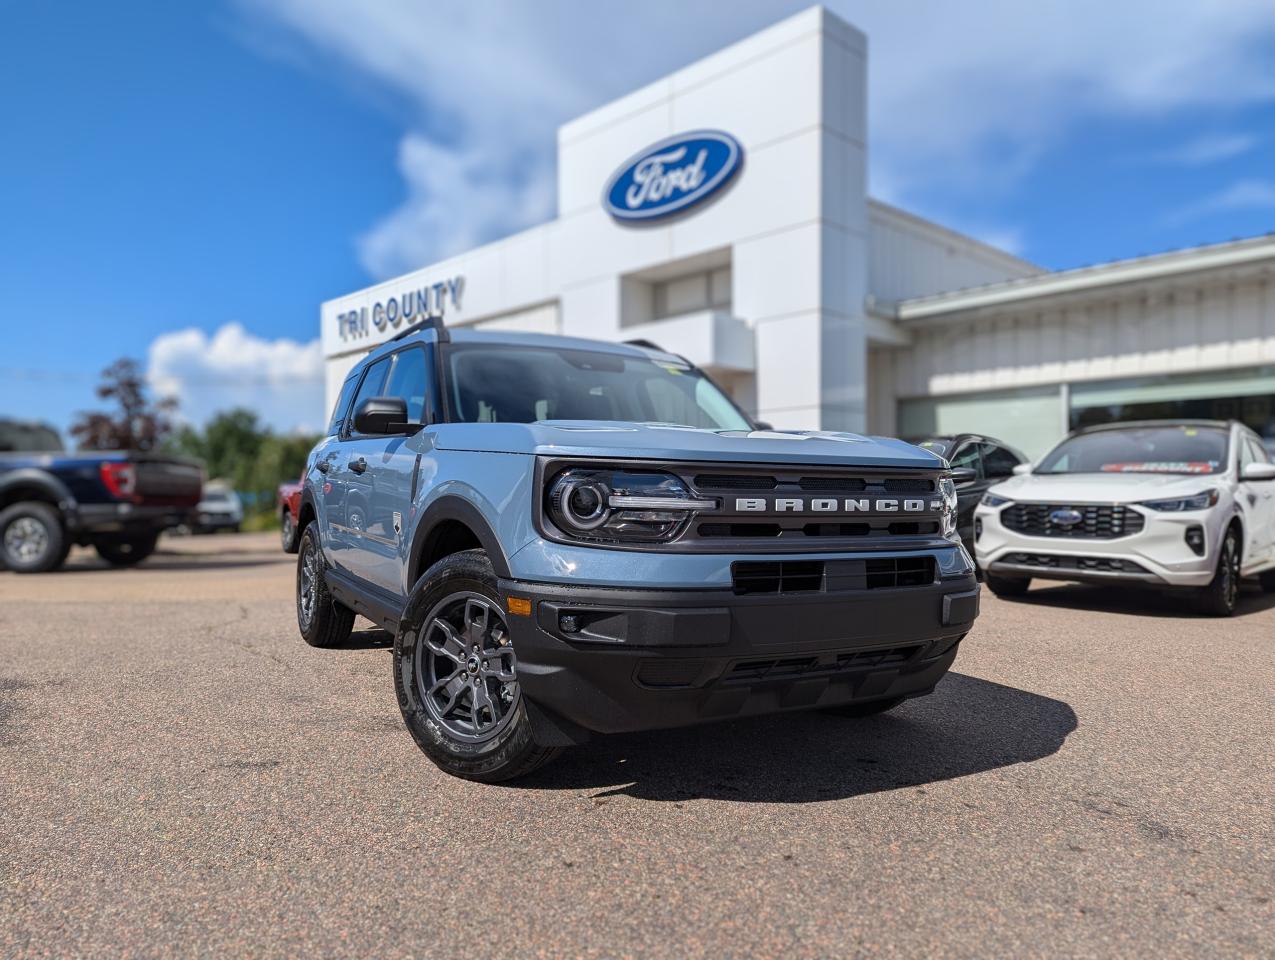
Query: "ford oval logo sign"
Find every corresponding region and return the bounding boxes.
[603,130,743,222]
[1049,508,1084,527]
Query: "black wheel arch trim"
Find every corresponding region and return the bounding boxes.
[0,468,77,515]
[409,496,512,583]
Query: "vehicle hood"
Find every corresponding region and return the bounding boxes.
[988,471,1224,503]
[431,421,945,469]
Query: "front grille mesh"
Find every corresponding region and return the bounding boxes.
[1001,503,1145,539]
[1005,552,1149,574]
[731,556,935,595]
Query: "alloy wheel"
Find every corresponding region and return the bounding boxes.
[4,517,49,564]
[417,593,519,743]
[298,537,319,629]
[1221,534,1239,611]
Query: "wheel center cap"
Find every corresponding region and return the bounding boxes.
[466,656,481,676]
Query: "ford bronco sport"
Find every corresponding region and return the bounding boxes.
[295,320,979,781]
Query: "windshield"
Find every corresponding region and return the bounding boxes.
[913,438,952,457]
[1037,425,1229,475]
[445,344,753,430]
[0,421,64,453]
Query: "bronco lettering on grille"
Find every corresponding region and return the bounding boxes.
[734,497,941,513]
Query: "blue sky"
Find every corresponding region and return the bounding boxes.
[4,1,1275,437]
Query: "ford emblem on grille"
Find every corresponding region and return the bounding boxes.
[1049,508,1084,527]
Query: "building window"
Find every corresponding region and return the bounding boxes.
[1069,366,1275,442]
[652,266,731,319]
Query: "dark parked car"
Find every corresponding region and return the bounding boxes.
[0,418,203,573]
[909,434,1026,557]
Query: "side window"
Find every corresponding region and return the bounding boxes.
[327,376,360,436]
[345,356,392,439]
[382,347,432,424]
[1243,436,1268,467]
[949,443,983,477]
[981,443,1020,479]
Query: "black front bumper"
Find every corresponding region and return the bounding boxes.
[499,574,979,742]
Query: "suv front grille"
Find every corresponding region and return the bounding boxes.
[1005,552,1149,574]
[731,556,935,595]
[1001,503,1144,540]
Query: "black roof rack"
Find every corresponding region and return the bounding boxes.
[392,314,450,343]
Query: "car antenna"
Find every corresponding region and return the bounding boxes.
[392,314,450,343]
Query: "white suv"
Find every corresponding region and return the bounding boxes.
[974,420,1275,616]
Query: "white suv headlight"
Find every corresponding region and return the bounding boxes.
[981,492,1013,507]
[1138,490,1220,512]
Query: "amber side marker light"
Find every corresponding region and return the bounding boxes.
[506,597,532,617]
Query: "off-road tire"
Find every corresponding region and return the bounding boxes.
[0,501,67,574]
[296,524,355,647]
[825,696,905,718]
[281,509,300,553]
[94,532,160,567]
[1197,526,1241,617]
[394,549,561,782]
[984,573,1030,597]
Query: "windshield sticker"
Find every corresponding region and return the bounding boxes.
[655,362,687,375]
[1100,461,1219,474]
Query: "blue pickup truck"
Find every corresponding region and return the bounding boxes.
[294,321,979,782]
[0,419,203,573]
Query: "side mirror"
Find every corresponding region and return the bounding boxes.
[1241,462,1275,482]
[949,467,978,485]
[353,396,410,435]
[1012,463,1032,476]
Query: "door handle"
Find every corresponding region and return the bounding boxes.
[348,458,368,474]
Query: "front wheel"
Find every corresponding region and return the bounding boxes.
[94,532,160,567]
[1197,527,1241,617]
[394,549,560,782]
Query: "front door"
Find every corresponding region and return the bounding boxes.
[1238,435,1275,567]
[338,344,435,595]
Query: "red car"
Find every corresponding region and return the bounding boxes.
[278,476,303,553]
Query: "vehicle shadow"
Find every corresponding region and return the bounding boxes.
[997,581,1275,618]
[53,556,286,573]
[343,627,395,650]
[516,673,1076,803]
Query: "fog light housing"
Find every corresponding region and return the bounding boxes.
[1185,525,1206,556]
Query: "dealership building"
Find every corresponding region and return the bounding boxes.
[322,5,1275,459]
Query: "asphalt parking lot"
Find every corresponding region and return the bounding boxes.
[2,532,1272,957]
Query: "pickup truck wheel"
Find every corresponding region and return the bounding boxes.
[395,549,561,782]
[94,533,159,567]
[280,510,300,553]
[296,525,355,647]
[0,502,67,574]
[984,573,1030,597]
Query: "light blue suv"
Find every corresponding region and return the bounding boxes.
[295,319,979,781]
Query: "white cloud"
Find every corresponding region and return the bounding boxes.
[237,0,1275,273]
[147,323,325,434]
[1146,133,1256,166]
[1163,178,1275,226]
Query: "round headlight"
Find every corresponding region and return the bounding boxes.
[553,477,611,531]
